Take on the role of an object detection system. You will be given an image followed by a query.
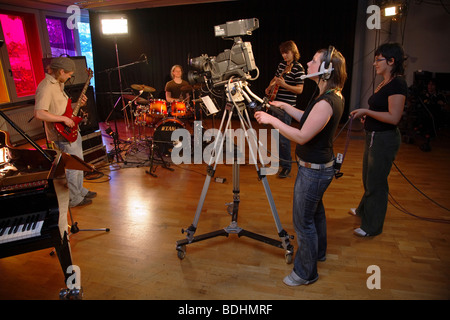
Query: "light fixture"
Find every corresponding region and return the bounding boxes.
[381,1,406,18]
[100,16,128,36]
[384,6,397,16]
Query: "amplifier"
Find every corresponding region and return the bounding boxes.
[83,144,107,165]
[82,130,107,164]
[82,130,103,151]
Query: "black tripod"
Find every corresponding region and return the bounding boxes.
[146,139,175,177]
[176,80,294,263]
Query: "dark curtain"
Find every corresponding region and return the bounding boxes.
[89,0,358,122]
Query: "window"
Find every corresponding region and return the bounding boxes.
[78,21,95,90]
[46,16,77,58]
[0,13,37,99]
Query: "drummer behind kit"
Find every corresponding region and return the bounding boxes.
[120,81,208,176]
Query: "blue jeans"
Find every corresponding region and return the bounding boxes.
[292,165,334,281]
[54,132,89,207]
[275,110,292,170]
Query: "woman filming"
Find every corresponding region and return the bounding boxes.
[255,46,347,286]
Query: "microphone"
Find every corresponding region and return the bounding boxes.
[144,54,148,64]
[301,64,334,80]
[301,71,324,80]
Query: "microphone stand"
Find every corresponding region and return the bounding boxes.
[98,53,147,164]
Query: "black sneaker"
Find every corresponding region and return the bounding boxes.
[278,168,290,178]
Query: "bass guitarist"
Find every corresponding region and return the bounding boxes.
[34,57,96,208]
[265,41,305,178]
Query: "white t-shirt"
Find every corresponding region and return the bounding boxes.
[34,73,70,142]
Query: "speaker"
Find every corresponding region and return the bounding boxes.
[64,85,99,135]
[319,45,336,80]
[42,56,89,86]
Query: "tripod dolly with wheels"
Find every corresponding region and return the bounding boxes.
[176,79,294,263]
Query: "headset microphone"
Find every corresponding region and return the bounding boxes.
[301,45,335,80]
[300,68,333,80]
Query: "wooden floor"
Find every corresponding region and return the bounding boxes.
[1,115,449,300]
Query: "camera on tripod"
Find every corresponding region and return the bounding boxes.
[187,18,259,87]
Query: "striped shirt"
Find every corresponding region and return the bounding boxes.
[274,60,305,107]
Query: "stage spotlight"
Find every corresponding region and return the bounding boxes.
[100,16,128,36]
[380,1,407,18]
[384,6,397,16]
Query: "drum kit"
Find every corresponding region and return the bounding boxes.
[125,83,201,142]
[122,83,203,176]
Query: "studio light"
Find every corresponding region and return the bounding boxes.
[100,16,128,36]
[379,1,407,18]
[384,6,397,16]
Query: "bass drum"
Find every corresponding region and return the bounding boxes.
[153,118,185,155]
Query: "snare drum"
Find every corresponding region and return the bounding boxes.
[170,101,186,117]
[149,99,167,118]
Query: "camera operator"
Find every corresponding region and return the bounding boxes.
[255,47,347,286]
[265,41,305,178]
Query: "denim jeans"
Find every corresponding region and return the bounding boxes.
[275,110,292,170]
[356,128,400,235]
[54,132,89,207]
[292,164,334,281]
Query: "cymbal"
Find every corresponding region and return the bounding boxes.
[131,84,156,93]
[123,94,149,104]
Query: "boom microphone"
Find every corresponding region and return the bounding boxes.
[300,64,334,80]
[301,71,324,80]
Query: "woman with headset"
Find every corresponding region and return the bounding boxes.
[255,46,347,286]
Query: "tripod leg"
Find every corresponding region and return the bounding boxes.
[146,140,158,177]
[156,146,174,172]
[242,108,294,259]
[178,107,233,243]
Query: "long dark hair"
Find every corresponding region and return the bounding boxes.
[375,43,405,76]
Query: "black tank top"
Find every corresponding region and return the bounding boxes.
[295,91,345,163]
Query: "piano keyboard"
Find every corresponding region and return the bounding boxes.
[0,212,46,244]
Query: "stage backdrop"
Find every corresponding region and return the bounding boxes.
[89,0,358,122]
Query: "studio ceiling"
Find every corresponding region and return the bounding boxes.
[0,0,233,12]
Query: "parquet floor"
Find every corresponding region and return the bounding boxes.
[1,116,449,300]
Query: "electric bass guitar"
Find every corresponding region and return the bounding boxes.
[267,62,293,102]
[54,68,93,143]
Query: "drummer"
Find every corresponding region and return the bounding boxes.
[165,65,191,103]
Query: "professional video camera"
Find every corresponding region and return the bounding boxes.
[187,18,260,86]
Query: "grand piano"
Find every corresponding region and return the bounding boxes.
[0,111,93,299]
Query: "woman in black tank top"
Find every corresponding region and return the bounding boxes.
[255,47,347,286]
